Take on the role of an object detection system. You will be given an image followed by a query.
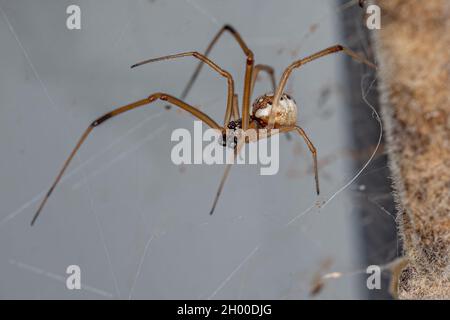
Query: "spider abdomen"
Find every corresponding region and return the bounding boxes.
[252,93,297,127]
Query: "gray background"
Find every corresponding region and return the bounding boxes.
[0,0,392,299]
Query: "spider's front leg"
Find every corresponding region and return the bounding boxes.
[131,51,236,128]
[31,93,224,225]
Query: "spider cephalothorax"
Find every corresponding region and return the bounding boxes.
[251,93,298,128]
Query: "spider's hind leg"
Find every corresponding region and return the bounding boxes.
[279,126,319,195]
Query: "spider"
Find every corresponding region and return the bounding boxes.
[31,25,376,225]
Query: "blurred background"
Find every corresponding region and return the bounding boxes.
[0,0,397,299]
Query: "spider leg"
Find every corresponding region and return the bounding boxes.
[210,121,264,215]
[131,51,235,127]
[268,45,377,128]
[251,64,276,96]
[209,137,245,215]
[247,126,318,195]
[232,94,240,120]
[209,163,232,215]
[278,126,319,195]
[172,25,256,129]
[179,25,250,100]
[231,64,278,121]
[209,123,319,215]
[31,93,223,226]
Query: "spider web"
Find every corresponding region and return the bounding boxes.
[0,0,398,299]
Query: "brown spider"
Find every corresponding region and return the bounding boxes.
[31,25,376,225]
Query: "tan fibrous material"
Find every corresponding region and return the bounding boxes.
[373,0,450,299]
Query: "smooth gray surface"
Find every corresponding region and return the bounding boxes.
[0,0,380,299]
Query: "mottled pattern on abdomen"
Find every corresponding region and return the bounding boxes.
[251,93,297,127]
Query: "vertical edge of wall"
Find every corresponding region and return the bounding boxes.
[372,0,450,299]
[340,1,398,299]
